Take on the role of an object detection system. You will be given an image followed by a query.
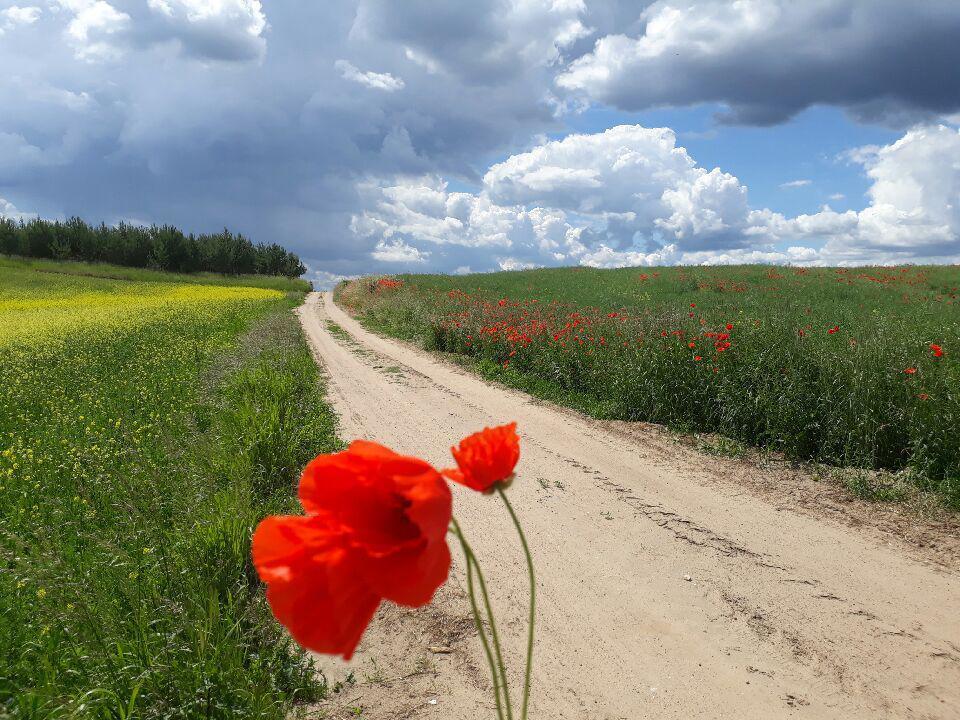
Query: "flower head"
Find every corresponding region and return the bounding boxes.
[443,422,520,493]
[931,343,944,358]
[904,367,917,375]
[252,441,452,659]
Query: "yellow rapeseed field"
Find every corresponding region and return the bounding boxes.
[1,262,329,717]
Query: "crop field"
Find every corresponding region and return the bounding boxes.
[338,265,960,507]
[0,258,337,718]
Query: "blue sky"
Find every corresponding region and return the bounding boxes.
[1,1,959,284]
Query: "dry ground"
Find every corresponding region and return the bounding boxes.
[298,292,959,720]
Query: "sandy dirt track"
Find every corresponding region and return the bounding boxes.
[298,292,959,720]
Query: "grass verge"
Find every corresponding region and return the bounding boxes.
[0,255,311,292]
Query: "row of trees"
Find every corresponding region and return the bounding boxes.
[0,216,306,278]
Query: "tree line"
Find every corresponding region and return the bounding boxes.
[0,216,306,278]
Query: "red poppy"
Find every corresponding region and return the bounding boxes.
[690,303,696,308]
[918,393,930,400]
[726,323,733,331]
[904,367,917,374]
[828,326,839,334]
[688,341,696,348]
[930,343,944,358]
[252,441,452,659]
[694,355,702,361]
[443,422,520,493]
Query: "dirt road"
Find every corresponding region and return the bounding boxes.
[299,291,959,719]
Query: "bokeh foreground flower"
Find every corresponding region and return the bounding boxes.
[252,423,535,720]
[252,440,451,659]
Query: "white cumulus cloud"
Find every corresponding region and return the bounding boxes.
[0,196,36,220]
[351,122,960,271]
[336,60,405,92]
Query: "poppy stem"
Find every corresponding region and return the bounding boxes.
[451,519,511,720]
[497,487,535,720]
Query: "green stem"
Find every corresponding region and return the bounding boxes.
[451,520,509,720]
[498,487,536,720]
[465,532,514,720]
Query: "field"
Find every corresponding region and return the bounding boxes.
[0,258,337,718]
[337,265,960,507]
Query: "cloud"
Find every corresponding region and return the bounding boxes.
[144,0,267,61]
[335,60,405,91]
[352,123,960,270]
[761,124,960,263]
[353,0,591,84]
[829,193,845,201]
[59,0,130,60]
[371,239,429,263]
[557,0,960,126]
[780,179,811,189]
[54,0,267,61]
[0,196,36,220]
[1,5,41,33]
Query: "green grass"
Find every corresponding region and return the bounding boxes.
[0,255,312,293]
[0,263,337,718]
[338,265,960,508]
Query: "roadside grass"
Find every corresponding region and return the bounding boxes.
[0,263,336,718]
[337,266,960,509]
[0,255,311,292]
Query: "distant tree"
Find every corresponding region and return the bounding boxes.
[0,216,305,278]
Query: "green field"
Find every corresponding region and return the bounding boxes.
[338,265,960,508]
[0,259,336,717]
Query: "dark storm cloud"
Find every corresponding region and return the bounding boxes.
[558,0,960,127]
[0,0,582,277]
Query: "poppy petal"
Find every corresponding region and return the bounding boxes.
[252,515,381,660]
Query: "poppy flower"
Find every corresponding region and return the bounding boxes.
[694,355,702,361]
[726,323,734,331]
[443,422,520,493]
[252,441,452,659]
[904,367,917,374]
[930,343,944,358]
[828,326,839,334]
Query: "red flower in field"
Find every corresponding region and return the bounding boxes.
[661,330,668,337]
[798,329,806,337]
[443,422,520,494]
[498,299,508,307]
[726,323,734,331]
[930,343,944,358]
[252,441,452,660]
[694,355,702,361]
[828,326,839,334]
[690,303,696,308]
[904,367,917,374]
[688,312,695,318]
[918,393,930,400]
[688,341,696,348]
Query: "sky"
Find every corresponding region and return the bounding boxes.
[1,1,960,286]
